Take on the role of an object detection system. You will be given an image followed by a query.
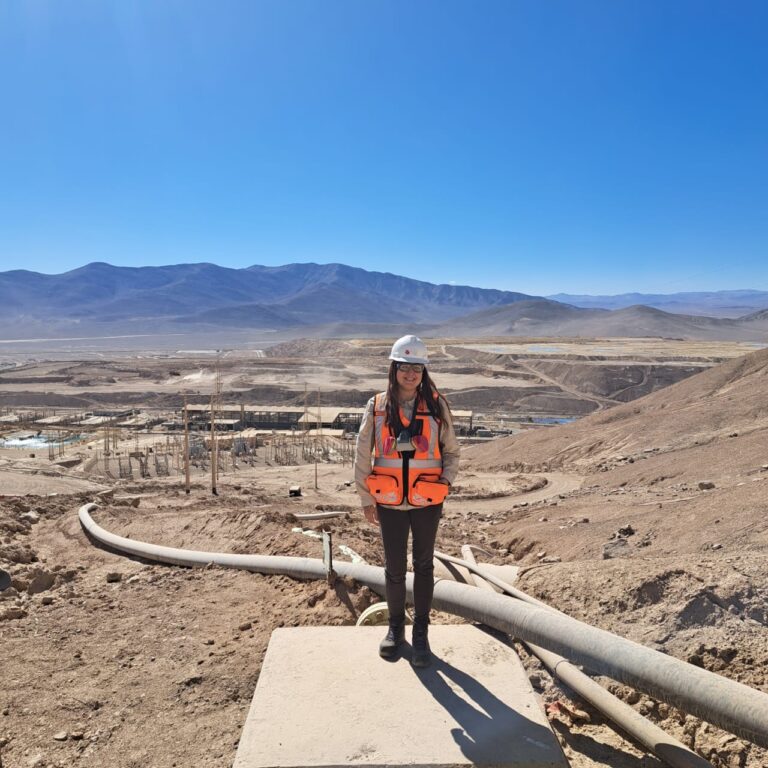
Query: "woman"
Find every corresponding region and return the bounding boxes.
[355,334,460,668]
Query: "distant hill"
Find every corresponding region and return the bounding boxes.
[0,262,535,338]
[431,300,768,341]
[737,308,768,323]
[548,290,768,318]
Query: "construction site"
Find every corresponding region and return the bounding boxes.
[1,336,768,768]
[6,1,768,763]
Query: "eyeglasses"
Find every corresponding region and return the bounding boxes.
[397,363,425,374]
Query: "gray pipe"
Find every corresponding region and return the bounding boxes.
[78,504,768,748]
[532,644,713,768]
[427,584,768,750]
[292,511,348,521]
[458,545,713,768]
[435,549,559,613]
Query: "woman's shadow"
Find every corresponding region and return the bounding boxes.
[408,649,566,765]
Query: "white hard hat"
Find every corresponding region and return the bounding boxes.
[389,335,429,365]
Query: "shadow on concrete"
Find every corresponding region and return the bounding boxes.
[412,653,567,765]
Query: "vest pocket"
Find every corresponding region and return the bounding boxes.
[365,474,401,505]
[410,475,449,507]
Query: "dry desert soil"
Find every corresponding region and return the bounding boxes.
[1,337,767,768]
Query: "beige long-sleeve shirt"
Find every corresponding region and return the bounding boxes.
[354,392,460,509]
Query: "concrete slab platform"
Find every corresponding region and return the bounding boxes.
[234,626,568,768]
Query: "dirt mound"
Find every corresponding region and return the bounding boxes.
[265,339,356,358]
[0,467,107,496]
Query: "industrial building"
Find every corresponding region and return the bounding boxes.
[170,403,473,434]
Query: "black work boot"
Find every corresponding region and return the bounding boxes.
[379,620,405,659]
[411,617,431,668]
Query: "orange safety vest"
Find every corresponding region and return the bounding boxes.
[365,392,448,507]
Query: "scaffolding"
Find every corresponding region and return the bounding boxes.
[264,432,353,467]
[154,451,170,476]
[117,456,134,480]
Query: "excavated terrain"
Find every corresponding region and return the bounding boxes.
[1,340,768,767]
[0,336,759,418]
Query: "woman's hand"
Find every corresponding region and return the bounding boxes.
[363,504,379,526]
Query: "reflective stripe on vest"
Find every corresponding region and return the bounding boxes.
[373,458,442,469]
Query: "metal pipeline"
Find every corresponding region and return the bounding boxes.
[79,503,768,749]
[435,549,557,612]
[532,645,713,768]
[457,545,713,768]
[292,511,348,521]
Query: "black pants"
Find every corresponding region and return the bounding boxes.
[377,503,442,624]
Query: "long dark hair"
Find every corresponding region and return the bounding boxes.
[385,361,445,433]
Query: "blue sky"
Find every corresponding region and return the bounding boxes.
[1,1,766,295]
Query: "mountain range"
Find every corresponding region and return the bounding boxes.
[1,262,767,342]
[0,262,530,336]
